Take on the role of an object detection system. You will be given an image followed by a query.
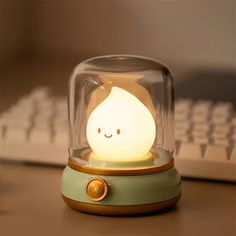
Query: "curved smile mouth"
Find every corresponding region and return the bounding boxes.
[104,134,113,138]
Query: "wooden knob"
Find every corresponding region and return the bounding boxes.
[86,178,108,201]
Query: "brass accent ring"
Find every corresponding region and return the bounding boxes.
[62,194,181,215]
[68,157,174,176]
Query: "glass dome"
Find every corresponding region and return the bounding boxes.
[68,55,174,169]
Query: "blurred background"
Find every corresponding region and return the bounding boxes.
[1,0,235,110]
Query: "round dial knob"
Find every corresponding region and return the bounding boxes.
[86,178,108,201]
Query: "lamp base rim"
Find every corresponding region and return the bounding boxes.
[62,194,181,216]
[68,157,175,176]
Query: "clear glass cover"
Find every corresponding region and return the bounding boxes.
[68,55,174,169]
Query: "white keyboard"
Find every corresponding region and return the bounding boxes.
[0,87,68,166]
[0,87,236,182]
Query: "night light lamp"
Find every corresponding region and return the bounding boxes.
[61,55,181,215]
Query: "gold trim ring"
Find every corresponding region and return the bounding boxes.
[62,194,181,215]
[68,157,174,176]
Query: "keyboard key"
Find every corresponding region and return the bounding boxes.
[175,122,190,130]
[231,117,236,126]
[178,143,202,159]
[53,119,68,131]
[0,115,31,129]
[193,136,208,144]
[192,129,208,137]
[213,125,230,134]
[212,103,232,117]
[192,114,208,123]
[175,99,192,113]
[213,102,233,112]
[175,130,189,142]
[55,98,67,112]
[212,132,227,139]
[212,138,229,146]
[34,121,51,131]
[53,130,68,145]
[192,106,209,115]
[5,127,28,141]
[193,100,211,111]
[17,96,35,108]
[232,133,236,141]
[194,123,210,132]
[204,145,227,161]
[9,104,34,114]
[29,87,50,101]
[7,106,34,117]
[29,130,51,144]
[230,148,236,161]
[0,126,3,140]
[37,99,54,109]
[34,113,52,122]
[175,113,189,121]
[211,116,228,125]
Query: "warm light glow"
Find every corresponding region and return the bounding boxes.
[86,86,156,162]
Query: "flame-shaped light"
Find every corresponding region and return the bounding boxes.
[86,86,156,162]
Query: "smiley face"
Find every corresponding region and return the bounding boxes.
[86,86,156,161]
[98,128,120,138]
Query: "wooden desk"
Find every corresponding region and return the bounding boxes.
[0,162,235,236]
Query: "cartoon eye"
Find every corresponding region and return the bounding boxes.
[117,129,121,135]
[98,128,101,134]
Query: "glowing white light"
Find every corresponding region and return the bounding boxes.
[86,86,156,162]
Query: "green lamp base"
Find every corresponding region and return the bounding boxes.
[61,162,181,215]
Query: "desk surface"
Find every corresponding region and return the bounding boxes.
[0,162,235,236]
